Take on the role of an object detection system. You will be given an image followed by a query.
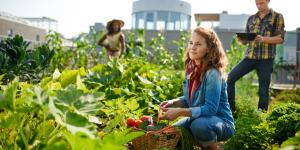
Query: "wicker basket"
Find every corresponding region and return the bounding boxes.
[132,126,181,150]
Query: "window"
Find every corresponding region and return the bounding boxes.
[136,12,145,29]
[146,13,154,30]
[7,29,13,37]
[132,14,136,29]
[181,14,189,30]
[156,11,168,30]
[168,12,180,30]
[36,34,40,41]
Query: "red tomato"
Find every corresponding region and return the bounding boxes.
[140,116,151,122]
[127,117,136,127]
[135,120,143,127]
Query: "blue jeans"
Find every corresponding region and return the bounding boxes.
[227,58,274,111]
[174,116,235,146]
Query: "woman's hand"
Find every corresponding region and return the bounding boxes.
[159,100,174,108]
[159,107,181,121]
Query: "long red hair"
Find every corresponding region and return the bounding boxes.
[184,27,228,80]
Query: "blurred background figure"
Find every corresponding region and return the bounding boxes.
[98,19,125,59]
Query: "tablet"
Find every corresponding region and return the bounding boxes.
[236,32,257,41]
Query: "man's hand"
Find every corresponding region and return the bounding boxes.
[255,35,265,43]
[237,37,248,45]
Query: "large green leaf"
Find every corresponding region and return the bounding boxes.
[125,99,139,111]
[0,79,18,110]
[48,98,97,138]
[64,131,101,150]
[60,69,78,88]
[76,74,88,92]
[65,112,89,127]
[56,86,83,106]
[102,129,144,146]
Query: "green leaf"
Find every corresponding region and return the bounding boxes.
[79,67,87,76]
[103,115,123,133]
[65,112,89,127]
[48,98,97,138]
[64,131,101,150]
[56,86,83,106]
[102,129,144,145]
[0,79,18,110]
[40,77,52,88]
[125,99,139,111]
[117,62,124,73]
[137,75,153,85]
[60,69,79,88]
[77,94,103,115]
[76,74,88,92]
[0,74,5,84]
[90,64,105,72]
[112,88,122,95]
[0,112,20,128]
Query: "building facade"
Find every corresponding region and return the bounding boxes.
[132,0,191,31]
[131,0,191,51]
[0,11,46,45]
[24,17,58,32]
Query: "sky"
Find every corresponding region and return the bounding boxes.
[1,0,299,38]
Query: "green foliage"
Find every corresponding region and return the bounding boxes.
[3,29,299,149]
[47,30,69,72]
[0,35,54,84]
[84,58,183,104]
[272,88,300,104]
[225,103,300,150]
[267,103,300,121]
[177,126,199,150]
[124,32,135,58]
[268,104,300,144]
[279,131,300,150]
[136,29,146,58]
[173,31,188,70]
[226,36,247,72]
[272,113,300,145]
[148,32,174,68]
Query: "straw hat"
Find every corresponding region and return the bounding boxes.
[106,19,124,29]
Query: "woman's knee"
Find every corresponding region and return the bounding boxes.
[190,119,216,141]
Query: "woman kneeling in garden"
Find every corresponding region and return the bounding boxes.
[159,27,235,150]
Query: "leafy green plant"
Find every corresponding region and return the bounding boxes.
[173,31,188,70]
[226,35,247,72]
[279,131,300,150]
[267,103,300,144]
[271,88,300,104]
[148,32,174,68]
[47,30,67,71]
[0,35,54,84]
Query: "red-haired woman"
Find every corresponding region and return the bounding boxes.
[159,27,235,150]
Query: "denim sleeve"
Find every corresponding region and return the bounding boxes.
[179,96,188,108]
[189,69,222,118]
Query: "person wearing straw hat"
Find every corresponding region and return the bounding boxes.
[98,19,125,58]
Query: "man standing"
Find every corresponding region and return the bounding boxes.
[227,0,285,113]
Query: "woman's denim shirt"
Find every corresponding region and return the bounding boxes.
[179,68,235,128]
